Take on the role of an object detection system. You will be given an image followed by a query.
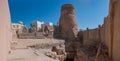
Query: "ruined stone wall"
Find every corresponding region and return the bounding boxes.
[89,28,100,41]
[82,23,107,45]
[0,0,11,61]
[83,28,101,45]
[58,0,120,61]
[82,30,88,45]
[100,25,105,43]
[18,32,46,39]
[92,0,120,61]
[17,32,54,39]
[76,21,112,61]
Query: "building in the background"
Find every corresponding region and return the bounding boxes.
[30,20,44,32]
[11,21,28,34]
[15,20,54,39]
[46,22,53,26]
[41,22,54,34]
[30,20,54,33]
[44,23,54,38]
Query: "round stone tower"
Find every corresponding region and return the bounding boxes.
[59,4,79,39]
[59,4,79,60]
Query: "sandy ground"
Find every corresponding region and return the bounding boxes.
[8,38,64,61]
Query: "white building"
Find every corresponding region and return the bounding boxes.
[47,22,53,26]
[30,20,54,32]
[30,20,44,32]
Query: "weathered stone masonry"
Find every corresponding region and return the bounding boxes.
[58,0,120,61]
[75,0,120,61]
[58,4,79,60]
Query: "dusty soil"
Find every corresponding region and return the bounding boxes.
[8,38,65,61]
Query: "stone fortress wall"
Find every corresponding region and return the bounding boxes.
[76,0,120,61]
[82,22,106,45]
[58,4,110,61]
[82,27,101,45]
[57,0,120,61]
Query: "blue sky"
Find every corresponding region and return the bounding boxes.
[8,0,109,29]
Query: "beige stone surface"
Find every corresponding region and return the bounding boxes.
[0,0,11,61]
